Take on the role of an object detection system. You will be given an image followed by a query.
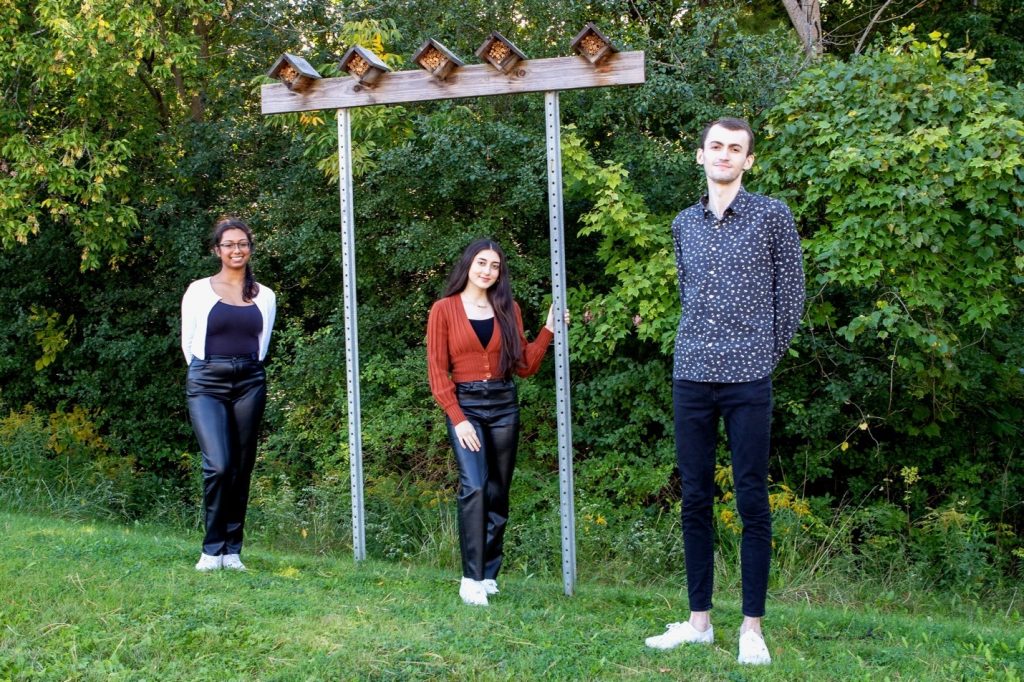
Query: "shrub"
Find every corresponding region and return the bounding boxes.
[758,29,1024,535]
[0,406,129,520]
[912,502,997,591]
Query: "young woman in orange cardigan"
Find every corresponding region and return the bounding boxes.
[427,238,568,606]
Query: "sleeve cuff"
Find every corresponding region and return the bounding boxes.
[445,404,467,425]
[536,325,555,345]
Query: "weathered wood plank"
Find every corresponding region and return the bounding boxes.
[261,51,645,115]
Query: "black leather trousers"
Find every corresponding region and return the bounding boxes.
[186,355,267,556]
[446,379,520,581]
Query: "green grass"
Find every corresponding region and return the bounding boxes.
[1,511,1022,681]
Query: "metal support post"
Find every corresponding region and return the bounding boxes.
[338,108,366,561]
[544,91,577,596]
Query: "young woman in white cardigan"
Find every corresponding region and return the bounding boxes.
[181,217,276,571]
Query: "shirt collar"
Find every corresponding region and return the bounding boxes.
[701,186,750,218]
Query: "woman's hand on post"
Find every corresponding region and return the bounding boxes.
[454,420,481,452]
[545,305,571,332]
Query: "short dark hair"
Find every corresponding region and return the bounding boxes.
[699,117,755,156]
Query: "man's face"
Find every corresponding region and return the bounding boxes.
[697,124,754,185]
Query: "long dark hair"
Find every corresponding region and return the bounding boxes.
[211,216,258,302]
[442,238,521,378]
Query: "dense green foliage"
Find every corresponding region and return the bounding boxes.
[759,31,1024,520]
[822,0,1024,84]
[1,0,1022,594]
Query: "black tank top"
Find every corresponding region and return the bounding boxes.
[469,317,494,348]
[205,301,262,356]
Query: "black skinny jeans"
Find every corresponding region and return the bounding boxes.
[674,376,773,618]
[446,379,520,581]
[186,355,267,556]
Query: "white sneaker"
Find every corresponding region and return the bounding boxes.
[481,579,499,595]
[195,553,222,571]
[222,554,246,571]
[459,577,489,606]
[645,622,714,649]
[737,629,771,665]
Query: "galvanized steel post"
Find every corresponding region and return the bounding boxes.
[544,91,577,596]
[338,108,367,561]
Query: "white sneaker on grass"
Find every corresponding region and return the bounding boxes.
[481,579,499,595]
[737,629,771,665]
[645,622,714,649]
[222,554,246,571]
[195,553,222,571]
[459,577,488,606]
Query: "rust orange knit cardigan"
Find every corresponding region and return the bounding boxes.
[427,294,554,424]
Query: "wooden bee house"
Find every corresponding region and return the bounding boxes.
[267,53,322,93]
[412,38,464,81]
[570,23,618,65]
[340,45,391,86]
[475,31,528,74]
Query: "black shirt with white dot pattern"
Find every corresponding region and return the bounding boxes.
[672,187,805,383]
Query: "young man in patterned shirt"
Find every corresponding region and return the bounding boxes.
[644,118,805,665]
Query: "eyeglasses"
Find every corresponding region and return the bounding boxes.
[217,241,252,251]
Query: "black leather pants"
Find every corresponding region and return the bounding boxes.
[446,379,520,581]
[186,355,267,556]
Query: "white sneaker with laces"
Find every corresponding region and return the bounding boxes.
[195,553,222,571]
[644,622,714,649]
[459,577,489,606]
[481,578,499,595]
[737,629,771,665]
[222,554,246,571]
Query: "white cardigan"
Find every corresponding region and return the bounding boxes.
[181,277,276,363]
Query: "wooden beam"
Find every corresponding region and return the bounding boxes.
[261,51,645,115]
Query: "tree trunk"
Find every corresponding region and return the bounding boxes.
[190,16,210,123]
[781,0,823,59]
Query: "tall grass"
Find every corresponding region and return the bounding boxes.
[1,511,1021,681]
[1,403,1019,611]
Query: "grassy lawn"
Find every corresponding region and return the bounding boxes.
[1,511,1021,680]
